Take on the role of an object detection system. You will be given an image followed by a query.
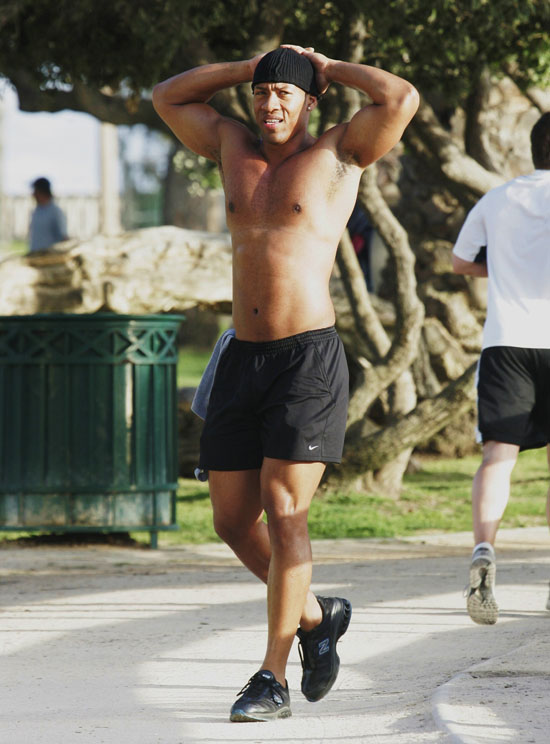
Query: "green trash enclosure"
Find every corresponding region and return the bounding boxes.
[0,314,184,547]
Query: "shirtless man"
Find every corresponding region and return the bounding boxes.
[153,45,418,721]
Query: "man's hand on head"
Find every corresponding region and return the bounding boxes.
[279,44,315,53]
[248,51,268,77]
[279,44,331,95]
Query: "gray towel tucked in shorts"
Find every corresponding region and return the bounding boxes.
[191,328,236,420]
[191,328,235,481]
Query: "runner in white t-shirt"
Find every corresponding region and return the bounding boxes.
[452,112,550,625]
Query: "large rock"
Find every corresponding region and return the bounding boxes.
[0,225,354,323]
[0,226,234,316]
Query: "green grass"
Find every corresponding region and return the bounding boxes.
[177,347,211,387]
[0,240,27,257]
[401,449,549,533]
[135,447,550,546]
[3,449,548,548]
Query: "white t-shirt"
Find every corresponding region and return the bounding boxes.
[453,170,550,350]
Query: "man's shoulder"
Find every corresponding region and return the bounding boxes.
[300,123,365,175]
[480,172,548,211]
[48,202,66,221]
[216,117,258,161]
[36,200,62,213]
[475,176,522,210]
[316,123,353,156]
[220,117,255,143]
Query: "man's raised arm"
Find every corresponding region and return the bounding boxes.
[152,57,261,159]
[288,47,419,168]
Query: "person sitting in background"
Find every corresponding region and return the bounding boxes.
[28,177,68,253]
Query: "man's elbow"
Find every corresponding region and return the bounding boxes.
[451,253,484,276]
[151,82,168,113]
[397,83,419,119]
[151,84,162,112]
[451,253,464,274]
[385,83,419,126]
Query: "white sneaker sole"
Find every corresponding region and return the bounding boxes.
[467,557,498,625]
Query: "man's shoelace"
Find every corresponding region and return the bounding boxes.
[298,633,329,670]
[298,640,311,669]
[236,673,281,702]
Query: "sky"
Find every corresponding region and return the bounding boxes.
[1,82,101,196]
[0,81,171,198]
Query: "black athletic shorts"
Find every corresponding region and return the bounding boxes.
[199,326,349,471]
[477,346,550,450]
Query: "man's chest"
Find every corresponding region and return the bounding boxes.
[32,208,56,231]
[220,149,346,227]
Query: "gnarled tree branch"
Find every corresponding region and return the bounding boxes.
[342,362,477,474]
[343,164,424,429]
[464,68,499,172]
[405,96,505,199]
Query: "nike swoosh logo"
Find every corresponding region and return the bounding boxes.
[308,445,319,450]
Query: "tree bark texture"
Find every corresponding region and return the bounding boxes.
[337,361,477,477]
[404,97,505,201]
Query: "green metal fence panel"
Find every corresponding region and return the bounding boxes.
[0,313,184,546]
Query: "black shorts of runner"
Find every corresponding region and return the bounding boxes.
[199,326,349,471]
[477,346,550,450]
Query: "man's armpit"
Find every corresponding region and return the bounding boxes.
[474,246,487,264]
[327,158,356,197]
[204,145,221,164]
[337,144,364,167]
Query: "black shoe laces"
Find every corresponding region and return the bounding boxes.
[237,672,283,704]
[298,625,328,671]
[297,638,310,670]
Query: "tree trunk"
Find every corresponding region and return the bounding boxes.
[372,369,417,497]
[342,361,476,476]
[336,166,424,429]
[404,96,505,200]
[464,68,499,172]
[99,123,121,236]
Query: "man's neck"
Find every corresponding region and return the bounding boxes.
[259,131,316,166]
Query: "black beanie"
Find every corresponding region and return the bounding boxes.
[252,48,319,97]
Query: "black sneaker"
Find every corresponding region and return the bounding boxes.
[229,670,291,722]
[296,595,352,702]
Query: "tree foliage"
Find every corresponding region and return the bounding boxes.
[2,1,549,113]
[369,0,550,95]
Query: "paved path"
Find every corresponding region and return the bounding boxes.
[1,528,549,744]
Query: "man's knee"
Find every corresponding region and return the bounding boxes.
[263,498,309,549]
[213,510,241,544]
[481,441,519,467]
[212,508,260,546]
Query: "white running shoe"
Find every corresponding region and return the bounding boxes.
[466,547,498,625]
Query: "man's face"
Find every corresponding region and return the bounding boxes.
[253,82,312,143]
[32,188,49,205]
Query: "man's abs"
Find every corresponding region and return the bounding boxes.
[232,233,337,341]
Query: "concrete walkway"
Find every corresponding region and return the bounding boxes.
[1,528,549,744]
